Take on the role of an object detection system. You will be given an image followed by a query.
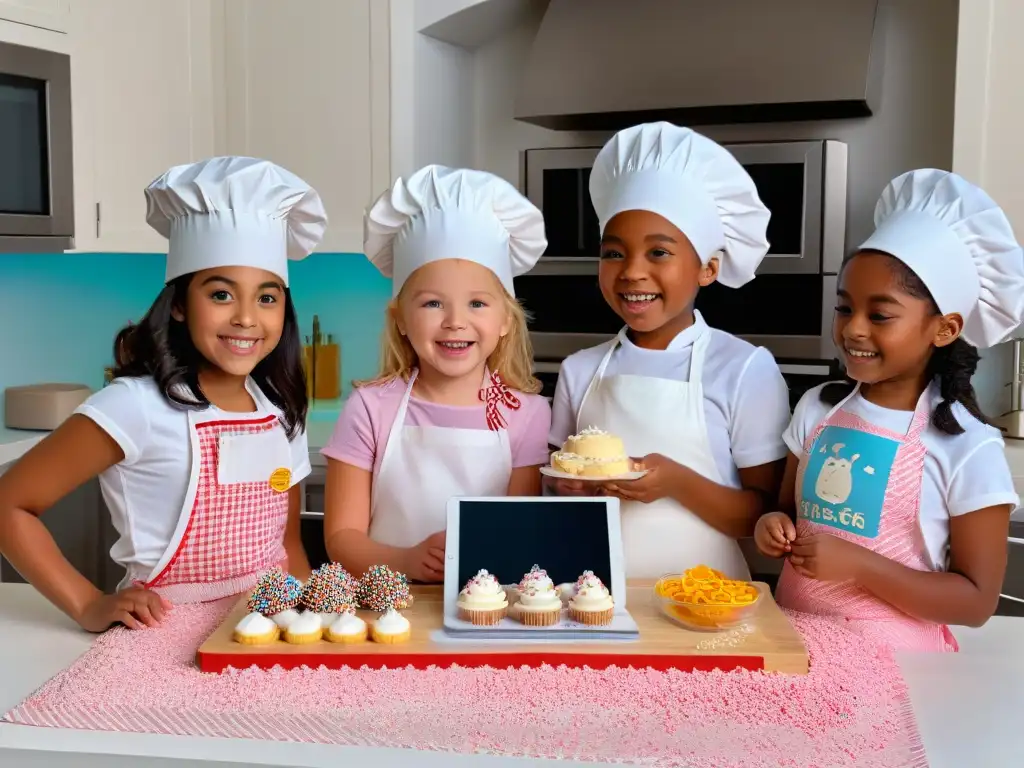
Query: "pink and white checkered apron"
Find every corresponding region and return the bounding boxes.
[775,386,958,652]
[143,414,290,604]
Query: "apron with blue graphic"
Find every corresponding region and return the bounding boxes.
[775,385,958,652]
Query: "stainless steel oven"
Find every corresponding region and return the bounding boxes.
[519,139,847,366]
[0,40,74,252]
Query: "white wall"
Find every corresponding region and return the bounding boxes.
[471,4,608,186]
[415,35,475,171]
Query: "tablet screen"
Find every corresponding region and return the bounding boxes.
[455,499,613,592]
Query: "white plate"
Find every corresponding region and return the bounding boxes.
[540,466,648,482]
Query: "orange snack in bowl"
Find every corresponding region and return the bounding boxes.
[654,565,761,630]
[655,565,760,607]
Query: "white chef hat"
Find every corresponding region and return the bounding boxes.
[589,122,770,288]
[364,164,547,297]
[858,169,1024,348]
[145,156,327,287]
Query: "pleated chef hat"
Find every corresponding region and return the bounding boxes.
[858,169,1024,348]
[364,164,547,297]
[589,122,770,288]
[145,156,328,287]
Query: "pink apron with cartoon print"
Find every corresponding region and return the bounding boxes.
[142,413,291,604]
[775,385,958,652]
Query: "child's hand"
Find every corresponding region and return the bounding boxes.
[403,531,446,583]
[600,453,680,504]
[789,534,868,582]
[547,476,597,496]
[77,586,170,632]
[754,512,796,557]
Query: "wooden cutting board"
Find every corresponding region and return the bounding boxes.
[197,581,809,674]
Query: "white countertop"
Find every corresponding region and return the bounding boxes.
[0,584,1020,767]
[0,396,344,469]
[0,427,47,466]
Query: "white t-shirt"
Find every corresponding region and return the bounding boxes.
[549,312,792,489]
[785,382,1019,570]
[75,376,311,588]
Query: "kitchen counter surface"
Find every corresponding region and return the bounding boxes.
[0,427,48,466]
[0,584,1021,767]
[0,396,347,469]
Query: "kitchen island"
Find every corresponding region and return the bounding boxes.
[0,583,1020,767]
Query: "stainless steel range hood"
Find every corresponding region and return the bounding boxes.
[515,0,884,131]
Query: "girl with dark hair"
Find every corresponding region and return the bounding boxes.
[755,169,1024,651]
[0,157,327,633]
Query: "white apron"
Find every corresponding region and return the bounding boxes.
[577,326,751,580]
[369,369,513,548]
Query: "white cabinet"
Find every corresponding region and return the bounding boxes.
[221,0,390,253]
[952,0,1024,233]
[69,0,215,253]
[952,0,1024,413]
[0,0,68,33]
[62,0,390,254]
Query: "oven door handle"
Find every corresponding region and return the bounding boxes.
[533,361,562,374]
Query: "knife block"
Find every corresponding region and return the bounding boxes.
[313,343,341,400]
[303,345,315,399]
[303,342,341,401]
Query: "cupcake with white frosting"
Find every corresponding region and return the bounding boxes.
[325,612,368,644]
[283,610,324,644]
[457,569,508,625]
[568,570,614,625]
[514,565,562,627]
[271,608,302,630]
[371,608,411,644]
[232,612,279,645]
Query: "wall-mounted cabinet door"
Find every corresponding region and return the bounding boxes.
[69,0,215,252]
[222,0,390,253]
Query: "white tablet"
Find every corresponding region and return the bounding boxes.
[443,496,627,619]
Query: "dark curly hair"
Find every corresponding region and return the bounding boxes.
[821,253,989,436]
[111,274,308,439]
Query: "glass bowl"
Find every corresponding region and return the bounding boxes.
[653,572,762,632]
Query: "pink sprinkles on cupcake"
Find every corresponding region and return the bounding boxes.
[575,570,605,591]
[518,564,551,592]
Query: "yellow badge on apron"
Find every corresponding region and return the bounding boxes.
[269,467,291,492]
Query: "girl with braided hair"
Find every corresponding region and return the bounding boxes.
[755,169,1024,651]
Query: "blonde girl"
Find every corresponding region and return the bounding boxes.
[321,165,551,583]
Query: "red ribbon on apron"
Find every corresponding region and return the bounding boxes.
[479,371,521,431]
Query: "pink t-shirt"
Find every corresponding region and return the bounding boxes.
[321,377,552,475]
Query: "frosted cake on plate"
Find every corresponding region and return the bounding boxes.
[550,426,630,477]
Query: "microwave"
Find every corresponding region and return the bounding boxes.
[517,139,848,366]
[0,40,74,252]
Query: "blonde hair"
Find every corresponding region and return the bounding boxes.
[357,285,541,395]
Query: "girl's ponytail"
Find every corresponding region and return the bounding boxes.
[929,337,990,435]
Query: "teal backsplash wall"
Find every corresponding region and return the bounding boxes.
[0,253,391,413]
